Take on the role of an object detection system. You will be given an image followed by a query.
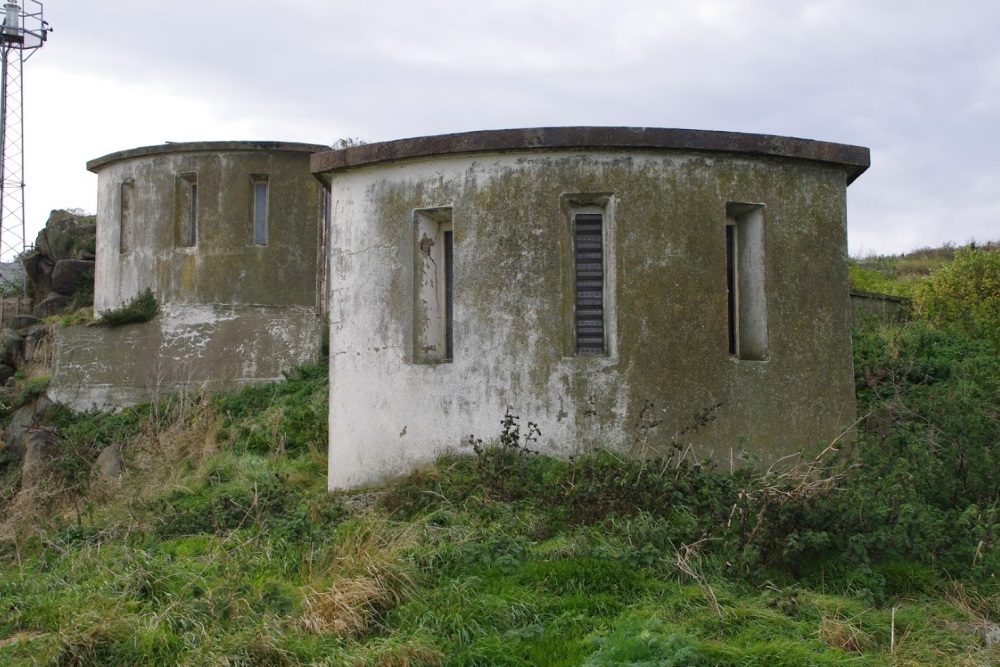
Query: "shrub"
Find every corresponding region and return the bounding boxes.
[848,262,915,297]
[915,245,1000,349]
[779,321,1000,574]
[96,288,159,326]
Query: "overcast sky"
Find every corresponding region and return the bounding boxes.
[16,0,1000,256]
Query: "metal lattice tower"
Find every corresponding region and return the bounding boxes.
[0,1,49,315]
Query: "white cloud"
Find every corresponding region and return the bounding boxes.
[11,0,1000,254]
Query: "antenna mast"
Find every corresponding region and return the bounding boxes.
[0,1,49,316]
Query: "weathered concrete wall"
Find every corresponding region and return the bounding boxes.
[88,141,327,312]
[850,290,910,324]
[50,305,322,410]
[317,129,869,489]
[51,142,330,407]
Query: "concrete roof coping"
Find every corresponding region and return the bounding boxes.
[310,127,870,184]
[87,141,331,173]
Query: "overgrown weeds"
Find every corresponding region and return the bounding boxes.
[2,311,1000,664]
[12,374,49,408]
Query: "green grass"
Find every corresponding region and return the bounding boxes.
[849,239,999,298]
[3,421,996,665]
[1,261,1000,664]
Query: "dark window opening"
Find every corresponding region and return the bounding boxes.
[726,223,737,355]
[443,229,454,360]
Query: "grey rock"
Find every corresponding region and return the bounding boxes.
[21,252,54,303]
[33,293,71,318]
[10,314,40,330]
[0,328,23,366]
[0,363,14,386]
[22,324,51,366]
[339,491,386,512]
[9,396,53,444]
[20,429,58,488]
[96,443,124,479]
[51,259,95,297]
[0,432,23,462]
[24,324,48,341]
[34,210,94,262]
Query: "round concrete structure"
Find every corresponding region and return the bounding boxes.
[52,141,330,411]
[88,141,329,311]
[313,127,870,488]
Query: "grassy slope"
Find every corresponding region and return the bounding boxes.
[848,240,999,298]
[1,248,999,666]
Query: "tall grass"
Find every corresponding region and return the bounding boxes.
[1,318,998,666]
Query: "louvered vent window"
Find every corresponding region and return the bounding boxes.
[574,213,605,355]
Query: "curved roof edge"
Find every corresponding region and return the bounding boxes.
[310,127,870,184]
[87,141,330,173]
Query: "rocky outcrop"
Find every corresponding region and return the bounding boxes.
[34,209,96,263]
[22,209,96,318]
[0,211,97,518]
[51,259,97,296]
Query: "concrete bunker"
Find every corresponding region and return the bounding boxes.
[313,127,870,489]
[51,141,330,409]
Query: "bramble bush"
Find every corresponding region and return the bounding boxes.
[748,319,1000,584]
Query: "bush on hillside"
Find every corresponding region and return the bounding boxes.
[848,262,915,297]
[915,245,1000,349]
[841,321,1000,572]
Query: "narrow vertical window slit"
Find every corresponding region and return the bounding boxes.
[443,229,454,360]
[120,179,134,255]
[189,183,198,246]
[726,223,737,355]
[413,207,454,363]
[725,203,768,360]
[176,173,198,248]
[253,178,268,245]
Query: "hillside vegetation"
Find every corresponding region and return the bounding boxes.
[0,243,998,665]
